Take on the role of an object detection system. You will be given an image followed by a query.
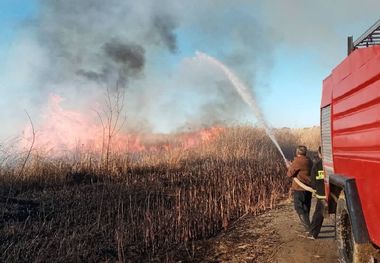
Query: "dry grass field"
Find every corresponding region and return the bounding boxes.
[0,126,319,262]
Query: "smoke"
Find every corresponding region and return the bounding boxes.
[152,14,178,53]
[103,40,145,69]
[31,0,179,93]
[6,0,379,141]
[1,0,276,139]
[103,40,145,86]
[76,69,108,83]
[75,39,145,86]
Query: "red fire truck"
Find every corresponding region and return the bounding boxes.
[321,20,380,262]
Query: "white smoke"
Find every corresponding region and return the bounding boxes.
[1,0,275,139]
[1,0,380,141]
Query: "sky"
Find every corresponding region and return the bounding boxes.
[1,0,380,141]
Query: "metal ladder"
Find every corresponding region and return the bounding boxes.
[348,19,380,55]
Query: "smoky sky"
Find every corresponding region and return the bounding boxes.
[103,40,145,69]
[152,14,178,53]
[3,0,379,139]
[35,0,174,90]
[75,40,146,86]
[0,0,275,135]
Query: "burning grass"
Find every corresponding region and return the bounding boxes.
[0,126,319,262]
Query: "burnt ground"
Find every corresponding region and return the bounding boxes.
[191,198,338,262]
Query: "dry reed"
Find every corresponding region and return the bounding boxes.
[0,126,319,262]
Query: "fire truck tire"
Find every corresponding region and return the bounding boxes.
[336,192,372,263]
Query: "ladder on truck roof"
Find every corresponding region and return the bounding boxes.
[348,19,380,55]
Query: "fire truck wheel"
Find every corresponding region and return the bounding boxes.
[336,192,372,263]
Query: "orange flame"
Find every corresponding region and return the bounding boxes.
[180,126,223,149]
[21,95,224,155]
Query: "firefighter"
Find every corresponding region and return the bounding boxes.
[286,145,313,232]
[308,146,326,239]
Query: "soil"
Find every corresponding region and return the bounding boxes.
[192,198,339,262]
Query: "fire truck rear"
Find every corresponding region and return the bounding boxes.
[321,20,380,262]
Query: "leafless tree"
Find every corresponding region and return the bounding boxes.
[97,80,127,171]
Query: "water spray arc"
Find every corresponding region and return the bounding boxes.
[195,51,287,164]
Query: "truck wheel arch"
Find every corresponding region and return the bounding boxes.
[329,174,370,243]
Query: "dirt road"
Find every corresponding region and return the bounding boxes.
[195,199,338,262]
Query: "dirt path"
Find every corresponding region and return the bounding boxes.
[194,199,338,262]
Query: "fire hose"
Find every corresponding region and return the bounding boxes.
[293,177,315,193]
[293,177,328,216]
[286,159,316,194]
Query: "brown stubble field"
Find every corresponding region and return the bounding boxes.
[0,126,319,262]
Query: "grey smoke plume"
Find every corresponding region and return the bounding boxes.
[3,0,380,140]
[76,69,109,83]
[103,40,145,69]
[76,38,146,86]
[1,0,291,139]
[102,40,145,86]
[152,14,178,53]
[35,1,163,91]
[0,0,275,135]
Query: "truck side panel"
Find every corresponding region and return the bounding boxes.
[331,46,380,247]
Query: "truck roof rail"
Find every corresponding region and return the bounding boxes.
[353,19,380,48]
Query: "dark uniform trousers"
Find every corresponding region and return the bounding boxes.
[309,158,326,238]
[293,190,312,230]
[309,198,325,238]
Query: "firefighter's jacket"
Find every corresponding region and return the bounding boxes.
[286,155,313,191]
[311,158,326,199]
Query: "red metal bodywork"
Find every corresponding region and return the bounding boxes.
[321,46,380,247]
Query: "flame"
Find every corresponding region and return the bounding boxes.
[180,126,223,149]
[21,95,224,155]
[22,95,102,152]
